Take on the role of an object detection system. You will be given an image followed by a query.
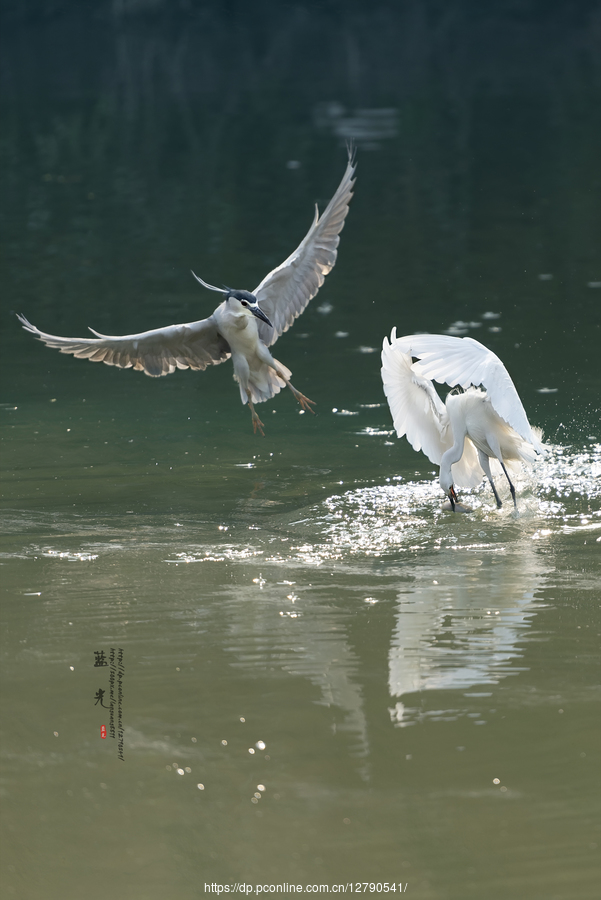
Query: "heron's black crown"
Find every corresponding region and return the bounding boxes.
[227,289,258,304]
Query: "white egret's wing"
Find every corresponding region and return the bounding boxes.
[381,331,449,465]
[17,314,231,378]
[382,329,485,489]
[253,152,356,346]
[391,333,542,451]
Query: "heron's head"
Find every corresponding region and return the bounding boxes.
[226,290,273,328]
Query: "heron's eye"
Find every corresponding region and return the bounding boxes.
[241,300,248,307]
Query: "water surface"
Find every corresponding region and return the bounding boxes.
[1,4,600,898]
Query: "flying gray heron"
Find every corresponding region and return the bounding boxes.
[381,329,543,510]
[18,151,356,435]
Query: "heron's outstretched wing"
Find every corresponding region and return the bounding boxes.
[253,151,356,346]
[382,330,485,488]
[389,331,542,452]
[17,314,231,378]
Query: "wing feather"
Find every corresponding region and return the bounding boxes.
[390,332,542,452]
[17,314,231,378]
[253,151,356,346]
[382,329,486,488]
[381,332,449,465]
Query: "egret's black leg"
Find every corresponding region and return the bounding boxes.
[477,449,502,509]
[487,476,503,509]
[500,462,517,508]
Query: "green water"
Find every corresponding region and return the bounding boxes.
[1,4,600,898]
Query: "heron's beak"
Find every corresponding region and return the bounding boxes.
[251,304,273,328]
[448,486,458,512]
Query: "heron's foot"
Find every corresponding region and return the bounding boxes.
[288,383,316,414]
[248,402,265,437]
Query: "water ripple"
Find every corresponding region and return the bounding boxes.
[270,442,601,564]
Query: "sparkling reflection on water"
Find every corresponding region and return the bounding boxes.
[1,422,599,896]
[3,441,598,725]
[2,3,600,893]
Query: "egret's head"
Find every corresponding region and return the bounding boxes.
[439,468,452,494]
[439,469,459,511]
[227,290,272,327]
[446,485,459,511]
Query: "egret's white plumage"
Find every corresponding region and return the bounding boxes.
[381,329,542,510]
[18,151,356,434]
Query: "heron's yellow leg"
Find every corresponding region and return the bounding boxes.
[247,396,265,436]
[286,381,316,414]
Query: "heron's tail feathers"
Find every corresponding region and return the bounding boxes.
[236,358,292,405]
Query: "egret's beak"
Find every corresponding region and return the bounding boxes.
[251,304,273,328]
[448,485,458,512]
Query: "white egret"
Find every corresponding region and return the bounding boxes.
[18,152,356,435]
[381,329,543,511]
